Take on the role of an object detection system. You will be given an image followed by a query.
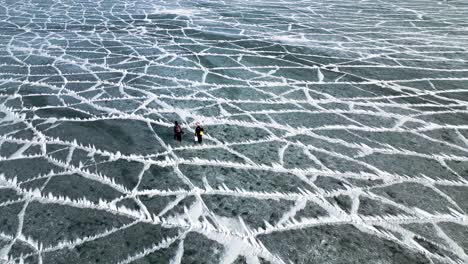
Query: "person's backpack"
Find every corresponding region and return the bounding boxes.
[175,125,181,133]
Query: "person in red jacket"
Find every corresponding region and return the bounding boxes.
[174,121,183,141]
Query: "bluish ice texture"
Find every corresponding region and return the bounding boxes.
[1,0,468,263]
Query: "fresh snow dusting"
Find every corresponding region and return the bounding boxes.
[0,0,468,263]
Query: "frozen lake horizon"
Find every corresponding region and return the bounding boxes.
[1,0,468,263]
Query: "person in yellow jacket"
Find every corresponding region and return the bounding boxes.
[194,122,204,144]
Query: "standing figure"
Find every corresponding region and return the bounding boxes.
[194,122,204,144]
[174,121,183,141]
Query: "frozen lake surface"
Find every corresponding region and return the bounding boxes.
[1,0,468,263]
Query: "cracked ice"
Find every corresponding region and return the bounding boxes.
[0,0,468,263]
